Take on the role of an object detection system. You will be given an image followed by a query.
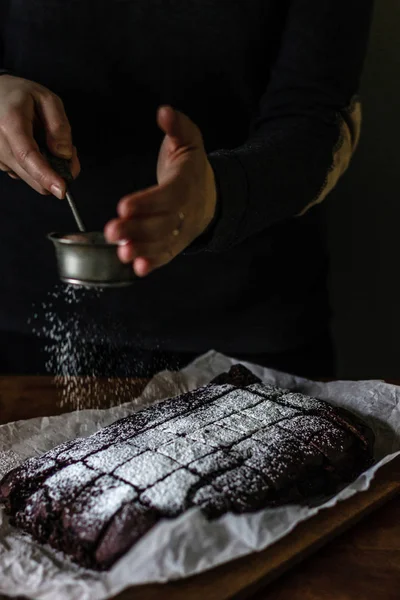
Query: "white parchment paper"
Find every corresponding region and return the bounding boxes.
[0,350,399,600]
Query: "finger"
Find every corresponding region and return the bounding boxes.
[117,238,181,273]
[0,147,77,183]
[0,148,49,195]
[157,105,201,150]
[0,143,49,193]
[8,156,50,194]
[0,162,15,175]
[117,182,181,218]
[0,160,20,179]
[118,238,172,260]
[133,253,173,277]
[105,214,176,244]
[4,117,66,197]
[117,241,136,264]
[35,91,73,159]
[133,257,152,277]
[115,241,173,264]
[70,146,81,179]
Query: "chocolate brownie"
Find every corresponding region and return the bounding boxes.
[0,365,374,571]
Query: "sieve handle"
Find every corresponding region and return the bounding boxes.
[41,148,74,184]
[40,146,86,232]
[65,191,86,232]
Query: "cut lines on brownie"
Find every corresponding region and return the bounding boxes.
[248,385,370,449]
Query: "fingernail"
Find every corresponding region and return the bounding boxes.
[51,184,64,199]
[56,144,72,159]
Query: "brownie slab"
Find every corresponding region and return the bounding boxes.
[0,364,374,571]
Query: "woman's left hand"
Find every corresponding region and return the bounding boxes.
[104,106,217,277]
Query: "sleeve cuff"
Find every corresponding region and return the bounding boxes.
[183,151,248,254]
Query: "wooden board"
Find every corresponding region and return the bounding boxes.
[112,457,400,600]
[0,377,399,600]
[0,376,147,424]
[252,491,400,600]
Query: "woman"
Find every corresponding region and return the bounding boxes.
[0,1,373,378]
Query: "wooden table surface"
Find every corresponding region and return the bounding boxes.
[0,376,399,600]
[253,489,400,600]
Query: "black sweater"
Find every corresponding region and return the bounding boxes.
[0,0,373,356]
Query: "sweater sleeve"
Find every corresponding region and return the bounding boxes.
[0,2,9,73]
[199,0,374,252]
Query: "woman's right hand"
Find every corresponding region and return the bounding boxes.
[0,75,80,198]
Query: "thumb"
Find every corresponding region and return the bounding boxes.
[157,105,201,150]
[35,91,74,159]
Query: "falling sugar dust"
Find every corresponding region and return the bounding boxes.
[28,284,162,410]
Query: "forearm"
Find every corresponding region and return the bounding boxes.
[0,2,13,76]
[206,100,361,250]
[198,0,374,253]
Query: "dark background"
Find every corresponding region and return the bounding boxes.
[326,0,399,380]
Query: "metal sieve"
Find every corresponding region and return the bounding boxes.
[42,148,135,288]
[48,232,135,288]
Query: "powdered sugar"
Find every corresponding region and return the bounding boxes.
[188,423,246,447]
[140,469,199,516]
[158,437,213,465]
[63,475,137,544]
[29,285,147,410]
[84,443,142,473]
[242,399,299,425]
[114,451,179,490]
[42,462,98,502]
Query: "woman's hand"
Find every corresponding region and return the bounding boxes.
[0,74,80,198]
[104,106,217,276]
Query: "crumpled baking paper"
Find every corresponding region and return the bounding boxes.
[0,350,399,600]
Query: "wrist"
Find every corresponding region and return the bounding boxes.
[202,159,218,232]
[183,160,220,255]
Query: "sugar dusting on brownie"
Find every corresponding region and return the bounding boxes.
[141,469,200,516]
[114,451,180,490]
[63,475,138,546]
[0,364,375,571]
[84,442,142,473]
